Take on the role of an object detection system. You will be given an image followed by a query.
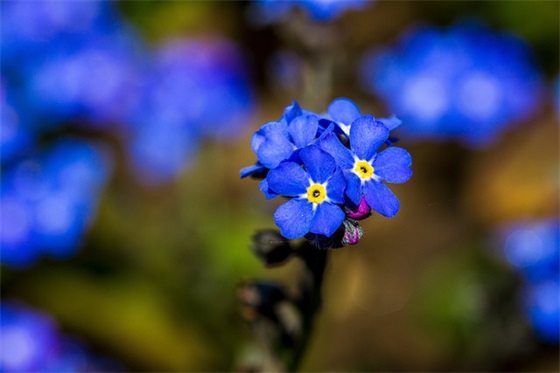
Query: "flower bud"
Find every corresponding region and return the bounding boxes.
[251,229,294,267]
[342,218,363,246]
[345,196,371,220]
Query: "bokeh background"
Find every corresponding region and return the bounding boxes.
[1,0,558,372]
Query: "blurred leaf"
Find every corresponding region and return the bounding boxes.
[12,268,215,372]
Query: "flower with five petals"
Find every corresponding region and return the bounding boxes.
[266,145,346,239]
[319,115,412,218]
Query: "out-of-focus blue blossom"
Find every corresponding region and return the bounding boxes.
[0,139,112,267]
[2,0,146,131]
[127,37,255,185]
[1,80,34,164]
[242,98,412,242]
[248,0,371,25]
[0,302,122,372]
[23,32,145,129]
[360,21,544,146]
[0,0,114,74]
[496,219,559,283]
[524,279,560,343]
[495,218,560,343]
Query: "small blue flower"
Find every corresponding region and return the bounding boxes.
[266,145,346,239]
[319,115,412,217]
[240,101,331,185]
[250,102,321,169]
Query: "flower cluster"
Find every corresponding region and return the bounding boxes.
[495,218,559,343]
[242,98,412,244]
[359,20,543,146]
[0,302,122,372]
[248,0,371,24]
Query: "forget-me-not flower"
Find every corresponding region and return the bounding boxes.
[267,145,346,239]
[319,115,412,217]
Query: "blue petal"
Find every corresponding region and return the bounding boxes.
[288,114,319,148]
[325,167,346,204]
[283,101,303,124]
[240,162,266,178]
[259,178,279,199]
[300,145,336,184]
[328,98,361,126]
[253,121,294,168]
[373,147,412,184]
[317,132,354,169]
[310,202,345,237]
[378,115,402,131]
[349,116,389,161]
[344,171,363,206]
[363,180,400,218]
[274,198,313,239]
[267,161,308,196]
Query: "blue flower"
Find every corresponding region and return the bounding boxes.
[0,139,112,267]
[266,145,346,239]
[360,20,543,146]
[248,102,321,170]
[319,115,412,217]
[240,101,332,185]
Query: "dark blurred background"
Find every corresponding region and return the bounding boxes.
[0,1,558,372]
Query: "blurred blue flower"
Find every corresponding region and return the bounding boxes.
[1,0,114,74]
[319,116,412,217]
[127,37,255,185]
[0,302,122,372]
[496,218,559,343]
[1,80,34,164]
[22,27,146,129]
[0,302,60,372]
[248,0,370,24]
[0,139,112,267]
[360,21,544,146]
[524,279,560,343]
[497,218,559,283]
[267,145,346,239]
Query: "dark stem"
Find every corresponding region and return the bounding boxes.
[289,242,330,371]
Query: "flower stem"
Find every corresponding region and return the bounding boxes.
[290,242,329,371]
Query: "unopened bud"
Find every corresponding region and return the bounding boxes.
[345,196,371,220]
[251,229,293,267]
[342,218,363,246]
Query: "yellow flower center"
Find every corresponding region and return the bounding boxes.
[307,183,326,204]
[354,160,374,180]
